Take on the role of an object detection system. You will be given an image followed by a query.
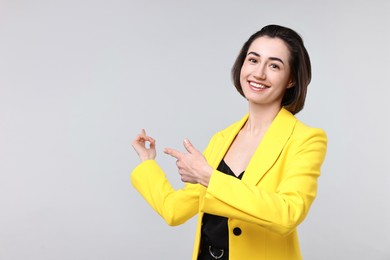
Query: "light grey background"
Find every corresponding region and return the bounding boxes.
[1,1,389,259]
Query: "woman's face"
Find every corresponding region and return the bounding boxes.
[240,36,292,108]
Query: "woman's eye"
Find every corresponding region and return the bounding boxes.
[248,58,257,63]
[270,64,280,69]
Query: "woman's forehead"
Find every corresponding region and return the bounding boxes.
[247,37,290,61]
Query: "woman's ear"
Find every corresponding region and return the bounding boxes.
[287,80,295,89]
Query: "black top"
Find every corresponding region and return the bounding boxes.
[200,159,244,249]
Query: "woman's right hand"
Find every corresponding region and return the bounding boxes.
[131,129,157,162]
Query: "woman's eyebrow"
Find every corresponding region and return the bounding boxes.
[247,51,260,57]
[247,51,284,64]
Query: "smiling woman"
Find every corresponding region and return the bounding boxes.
[231,25,311,115]
[130,24,327,260]
[240,37,293,114]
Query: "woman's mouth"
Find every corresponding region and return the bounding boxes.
[249,81,270,90]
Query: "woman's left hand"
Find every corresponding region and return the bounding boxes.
[164,139,213,187]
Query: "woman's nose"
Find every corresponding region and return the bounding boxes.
[253,65,266,79]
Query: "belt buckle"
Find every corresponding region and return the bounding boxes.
[208,245,224,259]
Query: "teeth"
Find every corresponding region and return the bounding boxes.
[250,82,268,89]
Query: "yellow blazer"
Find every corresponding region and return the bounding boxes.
[131,108,327,260]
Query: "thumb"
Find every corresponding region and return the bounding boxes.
[183,138,197,154]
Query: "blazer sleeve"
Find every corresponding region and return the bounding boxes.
[130,134,217,226]
[200,127,327,236]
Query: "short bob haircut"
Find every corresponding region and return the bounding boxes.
[231,24,311,115]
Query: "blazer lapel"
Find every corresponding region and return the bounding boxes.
[208,114,249,169]
[243,108,297,185]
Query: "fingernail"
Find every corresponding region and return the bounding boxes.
[184,138,189,144]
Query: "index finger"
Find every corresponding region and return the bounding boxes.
[163,148,182,159]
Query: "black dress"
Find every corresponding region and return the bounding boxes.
[198,159,244,260]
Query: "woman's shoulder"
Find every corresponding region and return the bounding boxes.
[293,118,327,141]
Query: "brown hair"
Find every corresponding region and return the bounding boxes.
[231,25,311,115]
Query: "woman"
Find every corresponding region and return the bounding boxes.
[131,24,327,260]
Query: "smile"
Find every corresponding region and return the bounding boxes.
[249,81,269,90]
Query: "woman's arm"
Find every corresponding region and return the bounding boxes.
[131,160,202,226]
[130,130,217,226]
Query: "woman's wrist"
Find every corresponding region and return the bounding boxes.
[140,157,154,162]
[198,165,213,187]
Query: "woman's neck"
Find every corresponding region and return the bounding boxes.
[243,103,282,135]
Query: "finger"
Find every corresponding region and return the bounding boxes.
[183,138,197,154]
[135,130,154,142]
[141,135,154,143]
[141,129,156,142]
[132,135,145,147]
[135,134,146,141]
[132,133,154,148]
[149,138,156,149]
[133,136,147,146]
[164,148,182,159]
